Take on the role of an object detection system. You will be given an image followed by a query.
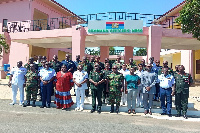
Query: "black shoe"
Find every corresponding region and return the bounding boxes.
[40,105,45,108]
[175,114,181,117]
[183,115,188,119]
[23,103,26,107]
[168,114,172,117]
[161,113,166,115]
[110,105,114,113]
[97,109,101,114]
[32,101,36,107]
[90,109,95,113]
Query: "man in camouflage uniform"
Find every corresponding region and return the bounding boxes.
[23,64,39,107]
[91,56,104,71]
[24,57,34,71]
[50,55,61,73]
[107,65,124,113]
[102,63,112,104]
[127,58,136,70]
[173,65,193,119]
[112,55,122,70]
[158,61,173,75]
[89,63,105,114]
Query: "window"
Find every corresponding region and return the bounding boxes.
[2,19,8,32]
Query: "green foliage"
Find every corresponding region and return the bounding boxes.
[176,0,200,40]
[135,48,147,56]
[109,47,115,55]
[0,34,9,56]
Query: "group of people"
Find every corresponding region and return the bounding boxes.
[8,54,193,119]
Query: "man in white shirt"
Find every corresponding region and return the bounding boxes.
[73,64,88,111]
[8,61,27,105]
[119,64,129,105]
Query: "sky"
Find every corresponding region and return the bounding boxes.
[55,0,185,51]
[55,0,185,16]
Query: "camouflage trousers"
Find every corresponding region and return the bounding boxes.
[175,92,188,115]
[108,91,121,106]
[25,86,38,101]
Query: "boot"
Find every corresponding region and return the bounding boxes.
[110,105,114,113]
[32,100,36,107]
[23,100,30,107]
[116,105,119,114]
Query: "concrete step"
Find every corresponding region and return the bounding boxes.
[26,95,199,116]
[51,96,195,109]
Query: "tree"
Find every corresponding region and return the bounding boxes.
[176,0,200,40]
[109,47,115,55]
[135,48,147,56]
[0,34,9,56]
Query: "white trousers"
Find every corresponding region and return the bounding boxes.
[12,84,24,104]
[76,89,85,108]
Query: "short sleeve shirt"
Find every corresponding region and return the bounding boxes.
[158,74,175,88]
[39,68,56,80]
[73,70,88,90]
[11,67,27,85]
[125,74,141,89]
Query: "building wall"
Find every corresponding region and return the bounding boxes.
[172,53,181,69]
[31,0,77,29]
[9,42,29,69]
[0,1,32,23]
[195,50,200,79]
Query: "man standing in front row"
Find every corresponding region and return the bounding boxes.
[8,61,27,105]
[73,65,88,111]
[39,62,56,108]
[158,68,175,117]
[141,64,157,115]
[174,65,193,119]
[107,65,124,114]
[89,63,105,114]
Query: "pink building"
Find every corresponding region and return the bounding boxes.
[0,0,200,80]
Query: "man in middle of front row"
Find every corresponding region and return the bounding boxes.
[158,68,175,117]
[89,63,105,114]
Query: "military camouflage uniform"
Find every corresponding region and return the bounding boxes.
[50,60,61,73]
[112,61,122,71]
[174,73,193,115]
[25,70,39,101]
[89,70,105,110]
[126,63,136,70]
[107,72,124,106]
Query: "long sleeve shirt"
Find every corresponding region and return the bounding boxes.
[141,71,157,94]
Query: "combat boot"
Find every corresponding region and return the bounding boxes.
[110,105,114,113]
[32,100,36,107]
[116,105,119,114]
